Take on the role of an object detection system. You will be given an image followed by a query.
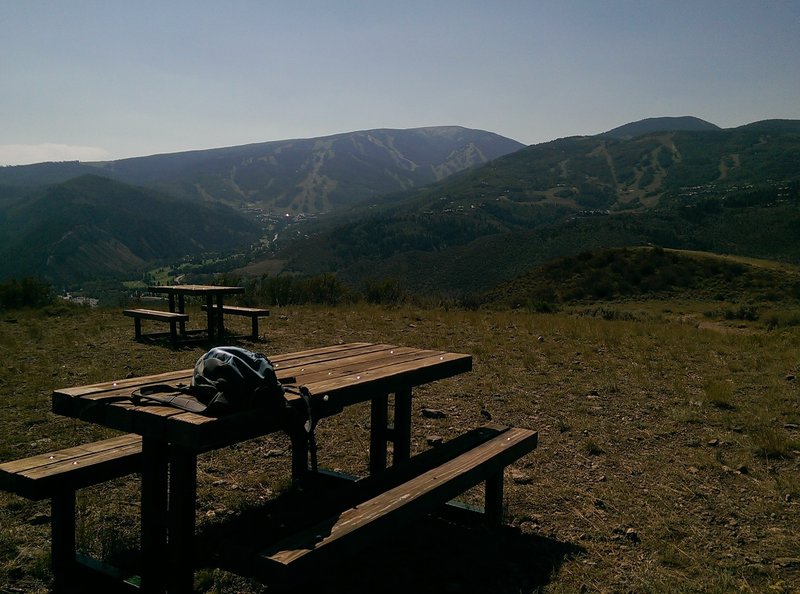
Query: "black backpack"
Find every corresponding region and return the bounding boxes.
[131,346,319,469]
[130,347,284,415]
[191,346,284,415]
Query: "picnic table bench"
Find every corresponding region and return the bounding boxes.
[252,423,537,579]
[3,342,537,593]
[200,303,269,340]
[123,308,189,346]
[0,434,143,592]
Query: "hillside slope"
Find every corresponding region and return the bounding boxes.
[481,247,800,308]
[278,119,800,295]
[0,175,261,285]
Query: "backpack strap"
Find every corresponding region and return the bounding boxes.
[282,384,319,473]
[130,384,209,414]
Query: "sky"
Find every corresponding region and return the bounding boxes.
[1,0,799,165]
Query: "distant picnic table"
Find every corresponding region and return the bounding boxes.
[148,284,244,342]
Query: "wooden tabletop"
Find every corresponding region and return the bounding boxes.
[147,284,244,295]
[52,343,472,452]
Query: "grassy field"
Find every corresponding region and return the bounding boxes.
[1,301,799,593]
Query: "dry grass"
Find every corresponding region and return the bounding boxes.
[1,302,799,593]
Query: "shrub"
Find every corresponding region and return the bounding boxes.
[363,277,406,305]
[583,438,604,456]
[703,380,735,410]
[245,273,354,306]
[527,299,558,313]
[0,278,53,311]
[724,305,759,321]
[302,273,351,306]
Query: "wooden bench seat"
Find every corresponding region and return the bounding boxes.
[0,434,143,590]
[252,424,537,578]
[123,308,189,345]
[201,304,269,340]
[0,433,143,500]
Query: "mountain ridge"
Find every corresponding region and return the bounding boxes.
[601,116,721,139]
[0,126,525,214]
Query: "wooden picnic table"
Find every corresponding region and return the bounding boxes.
[52,342,472,593]
[148,284,244,342]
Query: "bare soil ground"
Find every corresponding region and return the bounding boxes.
[1,303,799,593]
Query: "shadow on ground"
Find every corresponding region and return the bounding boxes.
[279,516,581,593]
[200,506,583,594]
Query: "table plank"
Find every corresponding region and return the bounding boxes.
[268,342,375,363]
[277,346,424,380]
[300,352,472,398]
[281,348,462,392]
[56,369,193,398]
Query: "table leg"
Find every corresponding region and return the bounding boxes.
[288,425,309,482]
[485,469,504,525]
[205,296,215,342]
[177,295,186,336]
[50,491,76,592]
[216,295,225,340]
[168,447,197,594]
[140,438,169,594]
[369,393,389,474]
[393,387,412,465]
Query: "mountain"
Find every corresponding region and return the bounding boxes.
[601,116,721,139]
[0,127,525,214]
[0,175,261,285]
[4,117,799,296]
[275,119,800,296]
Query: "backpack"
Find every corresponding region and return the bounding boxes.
[131,346,285,416]
[190,346,284,415]
[130,346,319,469]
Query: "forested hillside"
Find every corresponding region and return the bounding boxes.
[0,175,261,285]
[276,120,800,296]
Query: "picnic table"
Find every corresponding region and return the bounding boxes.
[147,284,244,342]
[51,342,484,593]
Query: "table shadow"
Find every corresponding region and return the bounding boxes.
[198,497,583,594]
[284,517,582,593]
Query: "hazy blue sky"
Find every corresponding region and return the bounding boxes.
[2,1,798,165]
